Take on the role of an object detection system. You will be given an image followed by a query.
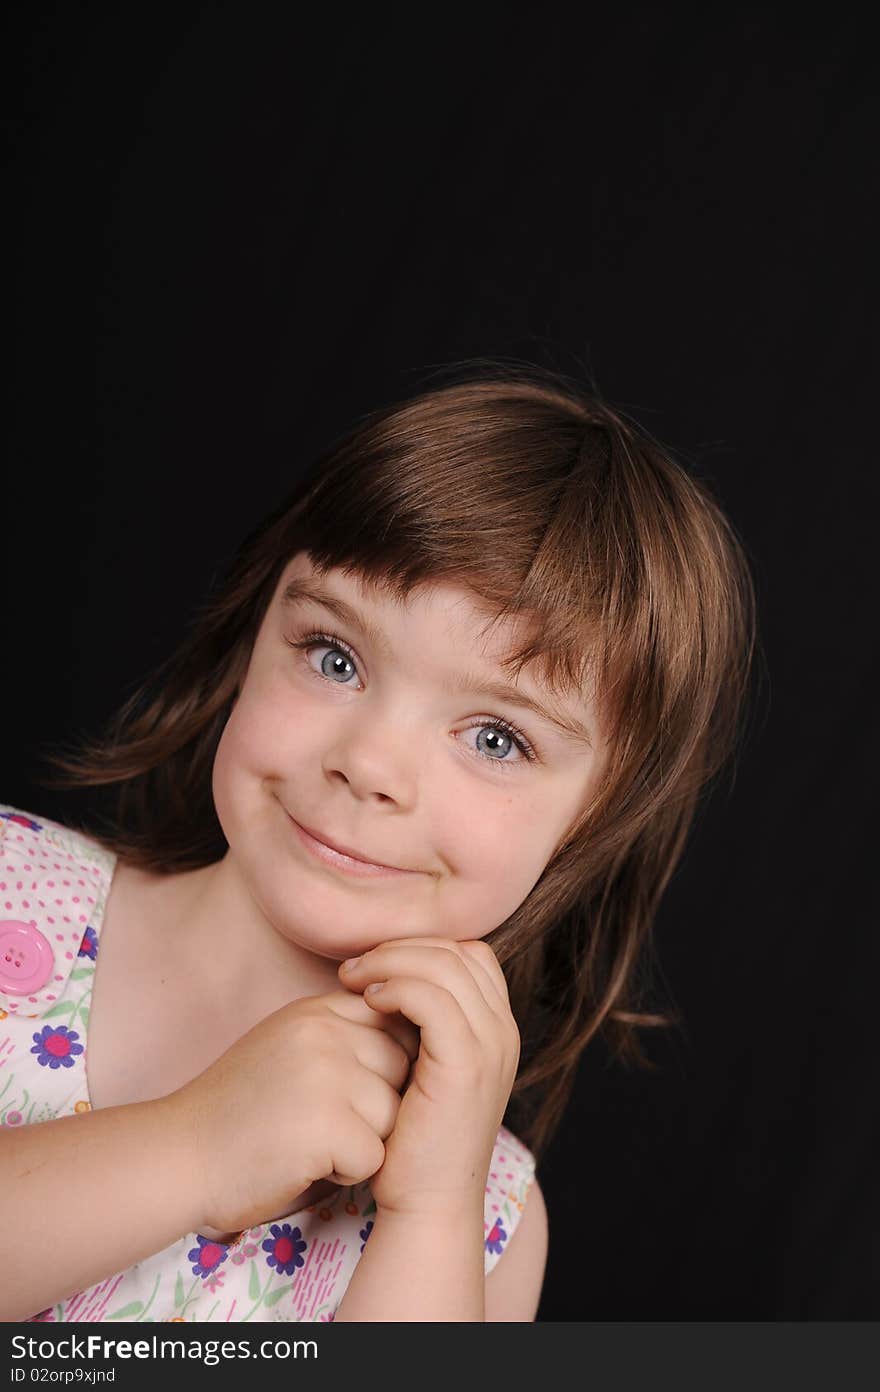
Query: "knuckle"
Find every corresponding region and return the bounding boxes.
[391,1037,411,1070]
[386,1093,403,1131]
[442,939,466,958]
[471,938,497,961]
[308,1015,341,1049]
[465,938,496,964]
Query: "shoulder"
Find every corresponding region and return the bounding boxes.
[483,1125,548,1322]
[484,1173,548,1321]
[0,803,117,1021]
[0,803,116,876]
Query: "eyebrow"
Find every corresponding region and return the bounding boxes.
[281,577,594,749]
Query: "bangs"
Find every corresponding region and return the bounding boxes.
[293,409,631,743]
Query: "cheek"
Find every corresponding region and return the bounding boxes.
[211,708,251,840]
[211,692,294,818]
[440,849,546,940]
[444,790,558,896]
[217,676,314,768]
[435,791,565,938]
[455,785,553,847]
[213,698,264,785]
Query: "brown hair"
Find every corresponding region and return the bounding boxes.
[36,360,760,1161]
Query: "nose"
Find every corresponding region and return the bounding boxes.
[321,704,420,808]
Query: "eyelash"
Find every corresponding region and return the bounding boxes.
[284,629,538,768]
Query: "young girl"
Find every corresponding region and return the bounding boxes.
[0,364,756,1322]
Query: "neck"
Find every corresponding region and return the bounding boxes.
[134,854,342,1018]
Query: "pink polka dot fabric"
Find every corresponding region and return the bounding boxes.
[0,816,107,1018]
[0,804,537,1322]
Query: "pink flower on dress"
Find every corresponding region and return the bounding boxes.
[485,1217,508,1255]
[0,812,42,831]
[231,1242,258,1266]
[78,926,98,960]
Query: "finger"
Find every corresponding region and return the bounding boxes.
[341,944,491,1037]
[347,1066,403,1142]
[457,939,512,1012]
[327,1101,388,1187]
[324,989,420,1061]
[378,1013,422,1064]
[347,936,510,1017]
[350,1022,413,1092]
[359,1006,420,1063]
[360,976,476,1064]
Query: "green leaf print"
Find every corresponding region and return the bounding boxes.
[363,1198,377,1217]
[174,1273,185,1310]
[263,1285,293,1308]
[69,968,92,982]
[106,1301,145,1320]
[241,1269,282,1322]
[77,1005,90,1028]
[248,1264,261,1301]
[177,1278,201,1315]
[134,1274,161,1322]
[41,1001,75,1019]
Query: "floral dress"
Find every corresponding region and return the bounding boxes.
[0,804,536,1322]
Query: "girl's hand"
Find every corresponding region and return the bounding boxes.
[337,937,520,1219]
[169,990,420,1236]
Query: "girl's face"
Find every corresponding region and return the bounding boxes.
[212,552,606,962]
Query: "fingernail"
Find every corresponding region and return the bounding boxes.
[365,981,385,995]
[341,955,362,972]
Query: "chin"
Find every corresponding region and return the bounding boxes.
[264,888,389,961]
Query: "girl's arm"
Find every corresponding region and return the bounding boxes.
[334,1199,486,1322]
[0,1093,203,1321]
[483,1178,548,1321]
[333,1178,548,1322]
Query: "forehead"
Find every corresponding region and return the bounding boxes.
[276,553,528,655]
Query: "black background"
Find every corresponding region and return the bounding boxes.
[4,6,878,1318]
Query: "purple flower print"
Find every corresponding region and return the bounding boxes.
[187,1236,230,1280]
[31,1026,83,1069]
[485,1217,508,1256]
[359,1220,374,1253]
[0,812,42,831]
[262,1223,307,1276]
[78,926,98,960]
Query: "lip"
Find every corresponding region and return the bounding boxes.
[287,814,423,879]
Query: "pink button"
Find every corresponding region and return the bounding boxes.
[0,920,56,995]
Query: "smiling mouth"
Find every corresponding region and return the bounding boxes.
[286,813,423,879]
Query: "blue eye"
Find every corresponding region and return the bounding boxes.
[317,647,357,683]
[285,629,537,768]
